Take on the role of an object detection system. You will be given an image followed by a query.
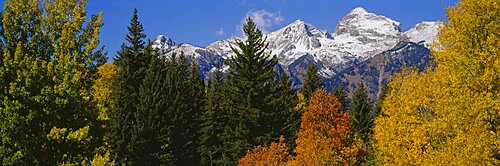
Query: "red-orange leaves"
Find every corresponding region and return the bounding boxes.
[291,89,361,165]
[238,136,290,166]
[238,90,365,165]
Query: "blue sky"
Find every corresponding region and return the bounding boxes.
[2,0,458,59]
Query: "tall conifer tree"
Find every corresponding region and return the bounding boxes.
[199,66,229,166]
[224,17,280,164]
[332,85,349,112]
[275,72,300,150]
[302,64,323,100]
[131,45,174,165]
[374,82,389,116]
[108,8,149,164]
[349,83,373,142]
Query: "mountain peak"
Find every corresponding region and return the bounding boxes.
[281,19,308,30]
[152,35,177,51]
[349,7,368,15]
[331,7,403,59]
[291,19,305,25]
[155,35,176,46]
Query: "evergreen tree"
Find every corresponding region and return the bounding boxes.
[275,72,300,150]
[199,66,229,166]
[108,8,149,164]
[349,83,373,142]
[332,85,349,112]
[374,82,389,116]
[0,0,105,164]
[302,64,323,100]
[223,17,280,164]
[176,60,205,164]
[161,52,204,165]
[130,45,174,165]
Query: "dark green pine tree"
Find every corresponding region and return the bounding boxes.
[274,72,300,150]
[349,82,374,142]
[130,44,174,165]
[374,82,390,117]
[199,66,229,166]
[302,64,323,100]
[162,52,203,165]
[332,85,349,112]
[108,8,149,164]
[224,17,280,164]
[177,60,205,164]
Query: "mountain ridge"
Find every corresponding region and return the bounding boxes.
[152,7,440,96]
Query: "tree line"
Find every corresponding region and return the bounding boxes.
[0,0,498,165]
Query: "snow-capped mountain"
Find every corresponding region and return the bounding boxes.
[403,21,441,47]
[152,7,440,86]
[332,7,402,61]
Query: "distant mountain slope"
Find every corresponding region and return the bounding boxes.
[325,41,433,100]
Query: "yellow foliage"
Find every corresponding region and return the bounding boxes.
[374,0,500,165]
[47,127,68,141]
[91,150,115,166]
[294,93,307,111]
[94,62,118,122]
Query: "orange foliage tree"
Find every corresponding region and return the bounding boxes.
[238,89,365,165]
[291,89,364,165]
[238,136,290,166]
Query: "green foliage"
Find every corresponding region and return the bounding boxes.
[332,85,349,112]
[0,0,105,164]
[131,45,173,165]
[374,82,389,117]
[108,8,149,165]
[349,83,374,142]
[221,17,290,164]
[158,53,200,165]
[301,64,323,100]
[199,65,230,166]
[275,72,300,151]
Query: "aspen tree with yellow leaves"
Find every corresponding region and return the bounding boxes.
[0,0,106,164]
[374,0,500,165]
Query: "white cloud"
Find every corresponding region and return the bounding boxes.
[215,28,225,36]
[237,9,284,35]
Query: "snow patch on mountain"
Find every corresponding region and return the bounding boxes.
[404,21,441,46]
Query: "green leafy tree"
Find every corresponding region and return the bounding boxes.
[349,83,374,142]
[302,64,323,100]
[108,8,149,164]
[0,0,105,164]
